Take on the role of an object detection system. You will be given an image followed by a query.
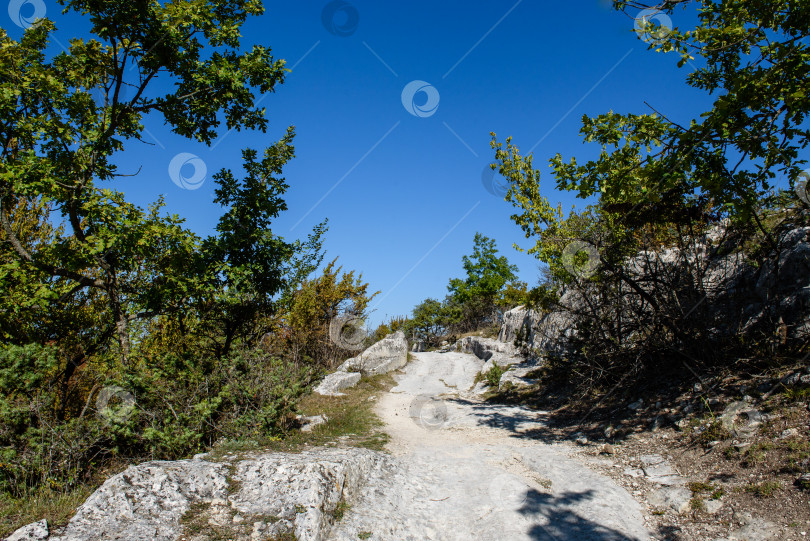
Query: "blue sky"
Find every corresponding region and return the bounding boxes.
[5,0,718,327]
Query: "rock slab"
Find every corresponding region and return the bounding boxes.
[338,331,408,376]
[8,448,387,541]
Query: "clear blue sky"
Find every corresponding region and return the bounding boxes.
[6,0,720,327]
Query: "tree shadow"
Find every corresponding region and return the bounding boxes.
[518,489,645,540]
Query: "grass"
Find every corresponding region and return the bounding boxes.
[358,532,372,539]
[331,499,351,522]
[480,362,505,388]
[693,420,733,447]
[744,481,781,498]
[209,372,395,459]
[0,483,99,538]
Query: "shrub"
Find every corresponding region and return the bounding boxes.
[484,362,506,388]
[0,344,314,498]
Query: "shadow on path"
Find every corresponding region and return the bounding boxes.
[519,489,642,541]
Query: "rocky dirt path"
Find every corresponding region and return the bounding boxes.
[328,351,652,541]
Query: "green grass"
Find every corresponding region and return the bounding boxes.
[744,481,781,498]
[358,532,372,539]
[209,372,395,459]
[0,484,99,538]
[331,500,351,522]
[687,481,714,494]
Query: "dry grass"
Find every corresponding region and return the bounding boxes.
[0,475,111,538]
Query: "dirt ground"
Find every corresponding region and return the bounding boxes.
[497,362,810,540]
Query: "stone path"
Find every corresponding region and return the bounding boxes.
[328,351,651,541]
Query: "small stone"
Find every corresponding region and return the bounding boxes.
[628,399,644,411]
[704,499,724,514]
[599,444,615,455]
[648,486,692,514]
[575,435,589,446]
[694,383,703,392]
[708,440,720,448]
[780,428,800,440]
[796,473,810,490]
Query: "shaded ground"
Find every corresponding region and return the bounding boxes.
[488,357,810,540]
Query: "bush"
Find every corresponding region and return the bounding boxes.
[484,362,506,388]
[0,344,314,498]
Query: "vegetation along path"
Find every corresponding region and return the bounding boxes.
[329,351,650,541]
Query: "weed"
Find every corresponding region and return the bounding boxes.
[484,362,506,388]
[332,500,351,522]
[688,481,713,494]
[710,487,725,500]
[744,481,780,498]
[358,532,372,539]
[694,421,732,447]
[689,497,705,511]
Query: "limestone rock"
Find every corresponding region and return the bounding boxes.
[18,448,387,541]
[639,454,683,486]
[297,414,328,432]
[456,336,518,360]
[648,486,692,514]
[338,331,408,376]
[314,371,362,396]
[6,520,48,541]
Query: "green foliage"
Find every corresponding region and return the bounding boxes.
[0,0,314,366]
[745,481,781,498]
[445,233,520,332]
[403,298,451,347]
[268,259,377,367]
[483,362,506,388]
[448,233,518,304]
[488,0,810,391]
[0,342,313,498]
[370,316,409,344]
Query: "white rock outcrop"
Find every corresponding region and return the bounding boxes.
[337,331,408,376]
[7,448,387,541]
[315,332,408,396]
[313,371,362,397]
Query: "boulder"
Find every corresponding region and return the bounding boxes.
[6,520,48,541]
[314,371,362,397]
[338,331,408,376]
[15,448,386,541]
[456,336,518,360]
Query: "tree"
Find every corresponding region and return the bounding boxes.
[405,298,449,347]
[489,0,810,382]
[493,0,810,256]
[270,259,377,367]
[0,0,291,366]
[446,233,518,330]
